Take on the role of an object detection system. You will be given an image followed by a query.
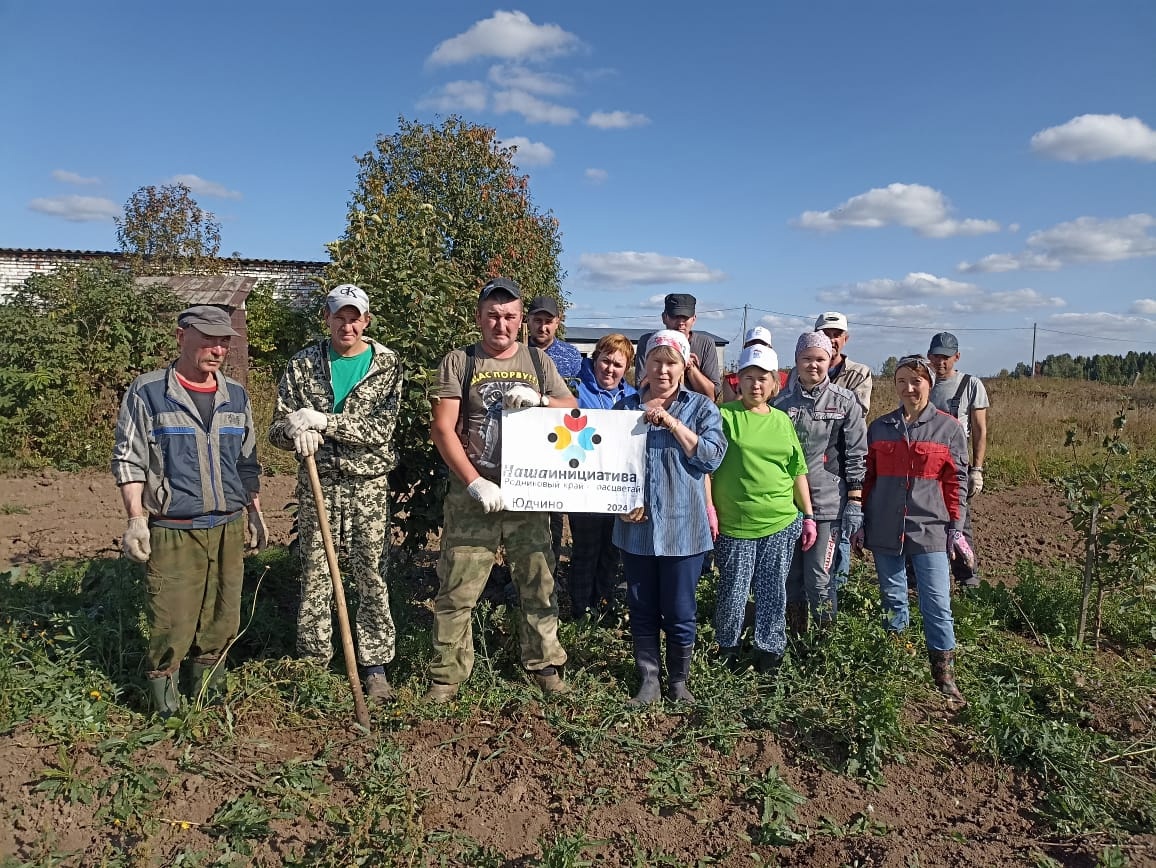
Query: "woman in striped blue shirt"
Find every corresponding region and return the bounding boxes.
[613,330,727,706]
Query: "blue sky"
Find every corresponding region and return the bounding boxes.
[2,1,1154,374]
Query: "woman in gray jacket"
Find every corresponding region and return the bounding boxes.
[773,332,867,635]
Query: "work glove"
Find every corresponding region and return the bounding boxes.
[800,518,818,552]
[948,529,975,569]
[247,510,269,552]
[466,478,505,513]
[285,408,327,436]
[842,500,863,537]
[968,467,984,497]
[851,527,865,555]
[122,516,151,563]
[503,384,546,409]
[707,506,719,541]
[294,429,324,457]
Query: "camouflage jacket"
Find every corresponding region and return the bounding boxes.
[269,339,402,479]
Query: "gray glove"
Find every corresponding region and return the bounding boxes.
[466,478,504,513]
[285,408,327,437]
[294,429,324,457]
[246,510,269,552]
[842,500,863,537]
[122,516,151,563]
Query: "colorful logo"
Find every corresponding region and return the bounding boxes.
[547,409,601,468]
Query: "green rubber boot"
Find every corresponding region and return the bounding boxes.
[188,657,227,705]
[147,672,181,719]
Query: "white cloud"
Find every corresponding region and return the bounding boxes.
[28,195,119,222]
[428,11,580,66]
[959,214,1156,272]
[1130,298,1156,315]
[1031,114,1156,162]
[818,272,980,305]
[493,89,578,124]
[584,168,608,184]
[950,289,1066,314]
[166,174,242,200]
[793,183,1000,238]
[816,272,1065,317]
[52,169,100,185]
[580,251,726,285]
[488,64,570,96]
[1044,311,1156,336]
[500,136,555,167]
[587,110,650,130]
[418,80,488,112]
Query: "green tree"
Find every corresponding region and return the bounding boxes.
[115,183,222,275]
[879,356,899,379]
[325,116,565,558]
[0,262,181,467]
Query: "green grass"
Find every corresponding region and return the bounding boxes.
[1,551,1154,864]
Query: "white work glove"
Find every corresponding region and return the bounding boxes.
[285,408,327,437]
[466,478,505,513]
[122,516,151,563]
[968,467,984,497]
[246,510,269,552]
[294,429,324,457]
[503,384,547,409]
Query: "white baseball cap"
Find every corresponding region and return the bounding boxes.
[814,311,849,332]
[737,344,779,373]
[743,325,773,347]
[326,284,370,315]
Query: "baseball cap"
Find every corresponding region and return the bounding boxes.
[645,329,691,363]
[737,344,779,373]
[664,293,697,317]
[326,284,370,316]
[527,296,560,317]
[928,332,960,356]
[743,325,773,347]
[177,305,238,337]
[478,276,522,303]
[814,311,849,333]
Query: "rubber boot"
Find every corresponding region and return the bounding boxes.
[929,649,967,707]
[626,636,662,706]
[717,646,742,673]
[754,649,783,676]
[188,657,227,705]
[786,602,809,639]
[665,642,695,704]
[147,672,181,719]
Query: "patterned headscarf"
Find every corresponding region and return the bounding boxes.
[896,354,936,384]
[646,329,691,363]
[795,331,834,359]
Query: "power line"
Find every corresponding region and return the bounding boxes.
[745,306,1031,332]
[1037,327,1156,348]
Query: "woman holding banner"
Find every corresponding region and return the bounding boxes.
[707,343,817,675]
[613,330,726,706]
[568,333,637,621]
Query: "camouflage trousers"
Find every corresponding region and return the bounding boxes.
[429,476,567,685]
[145,519,244,676]
[296,473,396,667]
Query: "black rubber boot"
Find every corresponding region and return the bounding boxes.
[929,649,967,707]
[754,649,783,676]
[147,672,181,719]
[717,646,743,673]
[187,656,227,704]
[665,642,695,704]
[627,636,662,706]
[786,602,809,639]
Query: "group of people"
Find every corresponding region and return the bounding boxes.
[112,279,989,717]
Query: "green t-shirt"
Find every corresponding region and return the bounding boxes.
[712,401,807,539]
[329,345,373,412]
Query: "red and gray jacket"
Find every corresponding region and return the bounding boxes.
[862,403,969,556]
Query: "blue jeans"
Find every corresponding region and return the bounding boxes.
[713,517,801,655]
[873,551,956,652]
[621,551,704,647]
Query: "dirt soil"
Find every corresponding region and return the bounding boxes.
[2,471,1137,866]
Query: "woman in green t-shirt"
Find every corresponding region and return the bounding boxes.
[707,344,817,674]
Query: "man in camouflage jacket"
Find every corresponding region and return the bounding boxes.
[268,285,403,701]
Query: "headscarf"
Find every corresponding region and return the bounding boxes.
[795,331,834,359]
[645,329,691,363]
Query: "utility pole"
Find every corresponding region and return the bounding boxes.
[740,304,749,339]
[1030,322,1037,378]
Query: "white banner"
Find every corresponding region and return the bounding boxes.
[501,407,647,513]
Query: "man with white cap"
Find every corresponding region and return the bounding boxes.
[814,312,873,413]
[269,284,404,702]
[112,304,267,717]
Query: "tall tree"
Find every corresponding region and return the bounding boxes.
[325,116,566,558]
[116,183,222,274]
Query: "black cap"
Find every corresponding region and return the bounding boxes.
[527,296,560,317]
[177,305,238,337]
[664,293,696,317]
[928,332,960,356]
[478,276,522,303]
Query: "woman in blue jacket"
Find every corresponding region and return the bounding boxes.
[568,333,637,620]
